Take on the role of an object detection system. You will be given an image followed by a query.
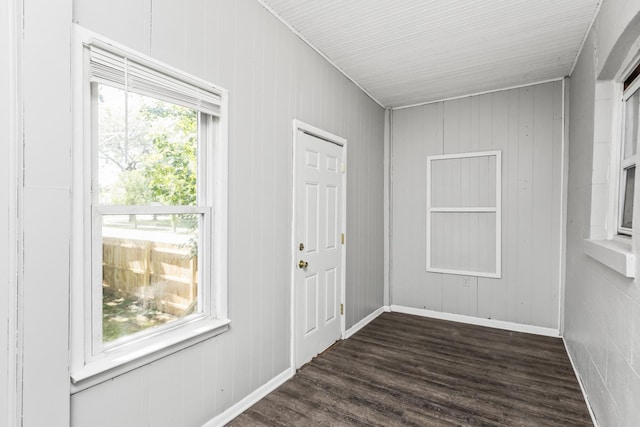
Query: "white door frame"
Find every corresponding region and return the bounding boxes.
[290,119,347,369]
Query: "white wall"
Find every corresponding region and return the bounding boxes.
[391,81,564,330]
[595,0,640,80]
[1,1,11,423]
[564,0,640,425]
[65,0,384,425]
[20,0,73,425]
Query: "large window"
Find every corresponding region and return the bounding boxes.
[71,29,228,389]
[95,84,207,346]
[619,67,640,235]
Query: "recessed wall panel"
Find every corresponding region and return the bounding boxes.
[431,156,497,208]
[430,212,496,274]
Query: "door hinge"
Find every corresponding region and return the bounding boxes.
[341,163,345,173]
[340,304,344,315]
[341,233,345,245]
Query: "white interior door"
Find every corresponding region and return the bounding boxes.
[294,127,344,369]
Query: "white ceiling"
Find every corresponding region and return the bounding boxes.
[260,0,600,108]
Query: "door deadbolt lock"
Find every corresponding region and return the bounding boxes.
[298,260,308,269]
[299,243,304,251]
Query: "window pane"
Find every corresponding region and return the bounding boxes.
[624,91,639,160]
[622,166,635,229]
[102,213,200,343]
[97,84,198,206]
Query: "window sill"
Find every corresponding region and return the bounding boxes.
[70,317,230,393]
[583,238,635,278]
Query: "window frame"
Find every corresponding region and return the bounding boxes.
[425,150,502,279]
[617,73,640,236]
[70,25,229,392]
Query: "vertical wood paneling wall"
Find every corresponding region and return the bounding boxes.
[391,81,563,329]
[69,0,384,425]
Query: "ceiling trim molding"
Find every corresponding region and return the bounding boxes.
[391,77,565,111]
[569,0,603,76]
[256,0,386,109]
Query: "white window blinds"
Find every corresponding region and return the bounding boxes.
[87,43,222,116]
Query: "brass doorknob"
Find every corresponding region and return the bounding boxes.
[298,260,308,269]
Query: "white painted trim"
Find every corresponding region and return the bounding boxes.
[215,85,230,321]
[568,1,602,77]
[427,150,502,161]
[389,305,560,337]
[607,83,625,240]
[203,367,295,427]
[71,320,230,393]
[289,118,296,370]
[583,238,635,278]
[294,119,347,147]
[290,119,347,370]
[562,339,600,427]
[388,109,395,306]
[341,136,347,340]
[393,78,565,110]
[255,0,384,109]
[95,205,208,215]
[383,108,391,307]
[618,83,638,237]
[425,267,501,279]
[343,306,386,339]
[430,207,497,213]
[426,150,502,279]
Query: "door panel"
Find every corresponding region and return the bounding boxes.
[326,185,338,249]
[294,130,344,368]
[325,268,337,322]
[305,274,318,335]
[305,183,319,254]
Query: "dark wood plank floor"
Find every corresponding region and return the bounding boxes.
[229,312,592,426]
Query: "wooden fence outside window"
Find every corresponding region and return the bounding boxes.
[102,237,198,316]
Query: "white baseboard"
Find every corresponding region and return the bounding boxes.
[389,305,560,337]
[343,306,388,339]
[563,338,599,427]
[203,367,294,427]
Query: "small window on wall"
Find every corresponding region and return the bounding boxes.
[426,151,502,278]
[619,67,640,235]
[71,28,229,389]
